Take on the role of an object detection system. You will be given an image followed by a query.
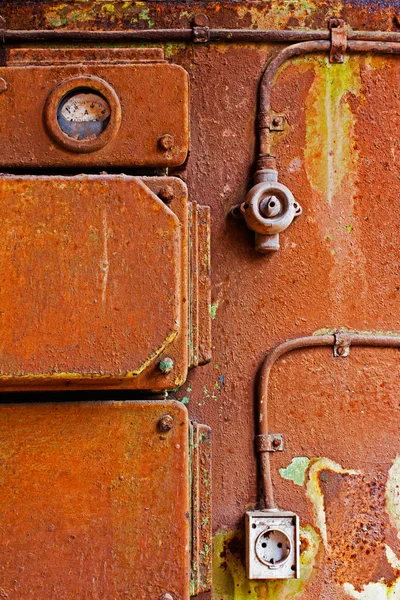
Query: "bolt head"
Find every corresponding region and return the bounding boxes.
[158,415,174,432]
[158,134,174,151]
[272,117,281,127]
[337,346,346,356]
[193,13,209,27]
[272,437,281,448]
[158,185,175,204]
[159,356,174,374]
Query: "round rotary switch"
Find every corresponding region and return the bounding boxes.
[45,76,121,153]
[244,181,298,236]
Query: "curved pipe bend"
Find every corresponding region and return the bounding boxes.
[259,39,400,158]
[258,332,400,509]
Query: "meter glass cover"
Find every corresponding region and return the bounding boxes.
[57,88,111,141]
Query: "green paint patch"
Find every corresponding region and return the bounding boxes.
[138,8,154,27]
[163,42,186,59]
[280,457,310,486]
[302,56,361,206]
[180,382,192,405]
[209,300,220,320]
[345,224,354,233]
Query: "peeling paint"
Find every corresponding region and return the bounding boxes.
[306,457,359,548]
[280,456,310,486]
[210,300,220,320]
[386,456,400,536]
[343,579,400,599]
[303,56,361,204]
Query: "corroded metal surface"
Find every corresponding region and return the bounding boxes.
[0,175,189,391]
[0,400,190,599]
[0,1,399,598]
[0,49,189,168]
[258,333,400,509]
[190,422,212,595]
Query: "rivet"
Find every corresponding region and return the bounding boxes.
[158,415,174,433]
[272,437,281,448]
[272,117,281,127]
[158,134,174,151]
[158,356,174,374]
[158,185,175,204]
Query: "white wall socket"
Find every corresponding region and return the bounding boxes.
[245,510,300,579]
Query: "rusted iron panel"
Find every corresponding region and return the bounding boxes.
[0,1,398,598]
[0,175,190,391]
[190,422,212,595]
[0,400,190,600]
[188,203,212,368]
[0,1,398,36]
[191,205,212,368]
[6,47,164,65]
[0,50,188,168]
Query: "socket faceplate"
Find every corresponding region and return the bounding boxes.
[246,510,300,579]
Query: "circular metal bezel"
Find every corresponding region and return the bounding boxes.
[44,76,121,153]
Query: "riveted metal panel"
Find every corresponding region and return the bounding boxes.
[0,400,190,600]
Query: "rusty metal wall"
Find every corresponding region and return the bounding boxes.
[2,1,400,599]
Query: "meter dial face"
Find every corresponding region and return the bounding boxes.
[57,89,111,141]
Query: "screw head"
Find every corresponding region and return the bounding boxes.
[158,356,174,374]
[158,134,174,151]
[336,346,346,356]
[158,185,175,204]
[272,117,281,127]
[158,415,174,432]
[193,13,209,27]
[272,437,281,448]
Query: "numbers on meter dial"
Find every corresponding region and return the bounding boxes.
[60,93,111,123]
[57,90,111,141]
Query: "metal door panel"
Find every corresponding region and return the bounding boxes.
[0,60,189,168]
[0,175,186,390]
[0,400,190,600]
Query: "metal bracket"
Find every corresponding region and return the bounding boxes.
[258,112,286,131]
[192,14,210,43]
[0,17,5,44]
[268,114,286,131]
[334,332,351,357]
[255,433,284,452]
[329,18,347,63]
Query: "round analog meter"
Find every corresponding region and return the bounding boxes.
[45,76,121,153]
[58,90,111,140]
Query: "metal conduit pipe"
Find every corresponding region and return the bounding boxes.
[259,40,331,157]
[259,39,400,158]
[258,333,400,510]
[3,28,400,45]
[238,37,400,254]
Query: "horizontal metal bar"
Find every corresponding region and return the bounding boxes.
[2,28,400,45]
